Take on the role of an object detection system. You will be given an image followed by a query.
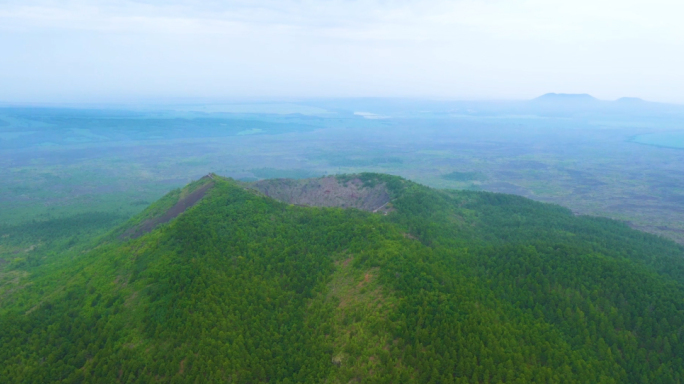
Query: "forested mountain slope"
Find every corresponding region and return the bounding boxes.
[2,173,684,383]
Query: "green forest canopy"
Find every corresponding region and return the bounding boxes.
[1,173,684,383]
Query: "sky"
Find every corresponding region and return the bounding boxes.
[1,0,683,104]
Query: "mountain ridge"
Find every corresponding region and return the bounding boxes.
[1,173,684,383]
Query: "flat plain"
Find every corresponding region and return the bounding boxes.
[3,98,684,254]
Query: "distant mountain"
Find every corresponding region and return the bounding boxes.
[2,173,684,382]
[527,93,604,116]
[524,93,684,117]
[616,97,646,103]
[533,93,599,103]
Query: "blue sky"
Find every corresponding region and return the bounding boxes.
[1,0,683,103]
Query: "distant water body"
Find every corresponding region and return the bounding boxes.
[632,132,684,149]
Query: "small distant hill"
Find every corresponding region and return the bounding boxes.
[616,97,646,103]
[533,93,598,103]
[526,93,684,117]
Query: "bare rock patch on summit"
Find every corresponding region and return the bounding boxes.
[121,178,214,239]
[251,176,390,212]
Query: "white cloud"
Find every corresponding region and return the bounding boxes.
[2,0,681,40]
[0,0,683,102]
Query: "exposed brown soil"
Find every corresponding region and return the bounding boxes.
[122,181,214,240]
[402,233,418,240]
[358,272,373,287]
[179,358,186,375]
[251,176,390,212]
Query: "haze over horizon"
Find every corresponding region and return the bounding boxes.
[1,0,683,104]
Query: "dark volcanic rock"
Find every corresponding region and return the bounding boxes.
[251,176,390,212]
[121,179,214,239]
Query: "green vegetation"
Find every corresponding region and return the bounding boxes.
[1,173,684,383]
[325,155,404,167]
[441,171,483,182]
[250,168,325,180]
[632,132,684,149]
[0,212,126,268]
[5,105,684,244]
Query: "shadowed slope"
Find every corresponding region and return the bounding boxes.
[121,175,214,239]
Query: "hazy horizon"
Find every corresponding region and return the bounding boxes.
[2,0,683,104]
[1,93,681,110]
